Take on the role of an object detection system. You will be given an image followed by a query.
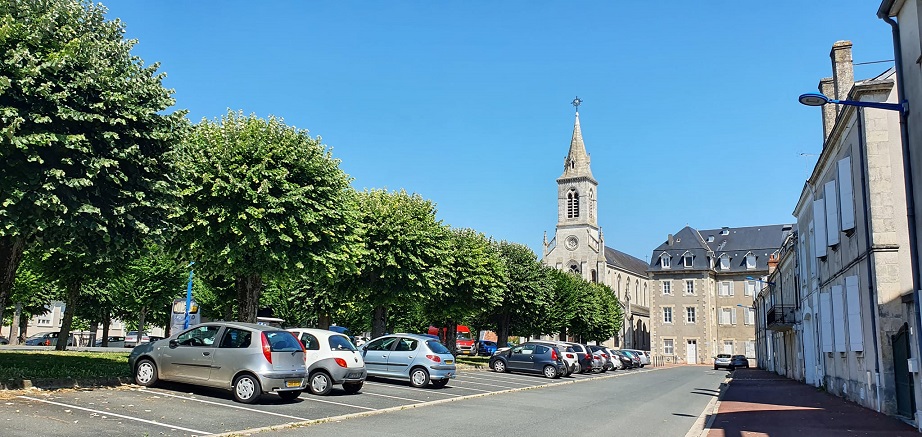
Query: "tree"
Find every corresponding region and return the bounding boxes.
[424,228,505,355]
[109,242,186,337]
[484,242,553,347]
[340,189,449,338]
[2,252,58,343]
[0,0,186,348]
[172,110,359,323]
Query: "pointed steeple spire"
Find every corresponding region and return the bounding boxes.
[560,107,594,180]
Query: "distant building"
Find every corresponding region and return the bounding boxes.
[542,107,650,349]
[649,224,790,365]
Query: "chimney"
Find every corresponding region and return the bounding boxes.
[767,253,780,274]
[667,234,674,246]
[830,41,854,116]
[819,77,836,142]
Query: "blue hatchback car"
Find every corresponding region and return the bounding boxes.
[477,340,497,356]
[360,334,457,388]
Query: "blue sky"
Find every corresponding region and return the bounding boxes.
[103,1,895,262]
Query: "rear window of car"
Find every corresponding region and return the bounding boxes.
[329,334,356,351]
[733,355,746,359]
[265,331,302,352]
[426,340,451,354]
[717,354,731,358]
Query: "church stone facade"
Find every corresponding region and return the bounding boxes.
[542,110,650,350]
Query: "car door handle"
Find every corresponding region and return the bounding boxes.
[203,352,210,356]
[408,356,413,359]
[382,355,388,358]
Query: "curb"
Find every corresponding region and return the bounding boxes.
[0,376,133,391]
[686,373,731,437]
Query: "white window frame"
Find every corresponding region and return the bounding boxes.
[685,280,695,295]
[686,307,696,324]
[723,340,733,354]
[662,281,672,295]
[744,280,756,296]
[719,255,729,270]
[744,308,754,325]
[745,254,756,269]
[663,307,673,324]
[683,254,693,268]
[720,307,731,325]
[663,338,674,355]
[660,254,671,269]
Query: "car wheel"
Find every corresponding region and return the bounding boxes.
[543,365,558,379]
[308,371,333,396]
[277,390,301,402]
[714,365,718,370]
[431,379,449,388]
[343,382,363,394]
[574,362,582,373]
[233,374,262,404]
[134,359,158,387]
[493,360,507,373]
[410,368,430,388]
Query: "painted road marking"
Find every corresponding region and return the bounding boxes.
[359,392,425,403]
[299,396,377,411]
[138,389,313,421]
[19,395,212,435]
[364,381,463,397]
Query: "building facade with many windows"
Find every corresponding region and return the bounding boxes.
[649,225,789,365]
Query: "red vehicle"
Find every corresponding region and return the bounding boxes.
[427,325,475,355]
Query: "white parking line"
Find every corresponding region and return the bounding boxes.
[360,392,425,403]
[451,379,522,389]
[457,374,535,386]
[299,396,377,411]
[442,385,492,393]
[138,389,313,421]
[19,395,212,435]
[364,381,462,397]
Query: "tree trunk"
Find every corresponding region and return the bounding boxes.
[371,306,387,338]
[18,316,27,343]
[446,321,457,356]
[0,235,26,326]
[318,313,331,330]
[88,322,98,348]
[558,328,567,342]
[235,274,262,323]
[137,307,148,341]
[497,312,510,348]
[10,303,21,345]
[102,318,111,347]
[56,279,81,351]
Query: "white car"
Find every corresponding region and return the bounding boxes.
[623,349,651,367]
[288,328,367,395]
[124,331,150,348]
[531,340,578,376]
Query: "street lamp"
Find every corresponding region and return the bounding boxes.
[797,92,907,113]
[184,261,195,330]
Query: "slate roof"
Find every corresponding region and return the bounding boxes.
[604,247,648,276]
[648,224,792,273]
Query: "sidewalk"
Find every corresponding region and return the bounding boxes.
[706,369,918,437]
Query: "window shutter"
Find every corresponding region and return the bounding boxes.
[838,158,855,231]
[824,181,840,246]
[831,285,846,352]
[821,291,833,353]
[814,201,827,257]
[845,276,863,351]
[729,281,735,296]
[730,308,738,325]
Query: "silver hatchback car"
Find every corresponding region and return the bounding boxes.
[128,322,307,403]
[360,333,456,388]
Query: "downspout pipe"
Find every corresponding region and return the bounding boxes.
[879,6,922,419]
[856,109,883,411]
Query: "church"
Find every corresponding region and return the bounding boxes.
[542,100,651,350]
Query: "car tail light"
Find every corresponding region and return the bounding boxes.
[585,353,591,360]
[334,358,348,368]
[426,354,442,363]
[551,349,559,361]
[261,332,272,364]
[566,353,574,359]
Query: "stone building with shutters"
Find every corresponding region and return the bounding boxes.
[648,225,790,365]
[541,106,650,350]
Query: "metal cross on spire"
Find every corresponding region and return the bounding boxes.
[571,96,582,112]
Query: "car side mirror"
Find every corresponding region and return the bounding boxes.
[169,339,179,348]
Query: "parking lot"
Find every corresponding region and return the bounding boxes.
[0,366,661,436]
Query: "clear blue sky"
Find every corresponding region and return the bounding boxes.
[103,1,895,262]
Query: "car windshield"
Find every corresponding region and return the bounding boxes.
[26,333,47,339]
[329,334,357,351]
[456,331,471,340]
[426,340,451,354]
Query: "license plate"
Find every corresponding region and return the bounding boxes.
[346,372,362,379]
[286,380,301,388]
[445,359,453,364]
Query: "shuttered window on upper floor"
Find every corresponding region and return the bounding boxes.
[825,180,840,247]
[831,284,846,353]
[845,275,863,352]
[813,201,827,258]
[838,157,855,231]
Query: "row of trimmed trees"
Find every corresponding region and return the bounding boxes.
[0,0,622,352]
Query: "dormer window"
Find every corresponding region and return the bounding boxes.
[683,253,694,268]
[660,254,671,269]
[745,253,756,269]
[719,255,729,270]
[567,189,580,219]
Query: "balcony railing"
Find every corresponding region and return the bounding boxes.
[766,305,796,331]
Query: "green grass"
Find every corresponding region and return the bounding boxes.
[0,350,131,381]
[456,355,489,365]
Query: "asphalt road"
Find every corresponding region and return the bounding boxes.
[0,366,727,436]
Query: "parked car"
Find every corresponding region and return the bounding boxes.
[611,350,635,369]
[128,322,307,404]
[95,336,126,348]
[565,343,594,373]
[604,347,624,370]
[24,332,75,346]
[530,340,577,376]
[623,349,651,367]
[619,349,642,368]
[0,335,8,345]
[730,355,750,370]
[489,341,567,379]
[125,331,150,348]
[714,353,733,370]
[588,345,614,372]
[288,328,367,395]
[476,340,498,356]
[360,333,456,388]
